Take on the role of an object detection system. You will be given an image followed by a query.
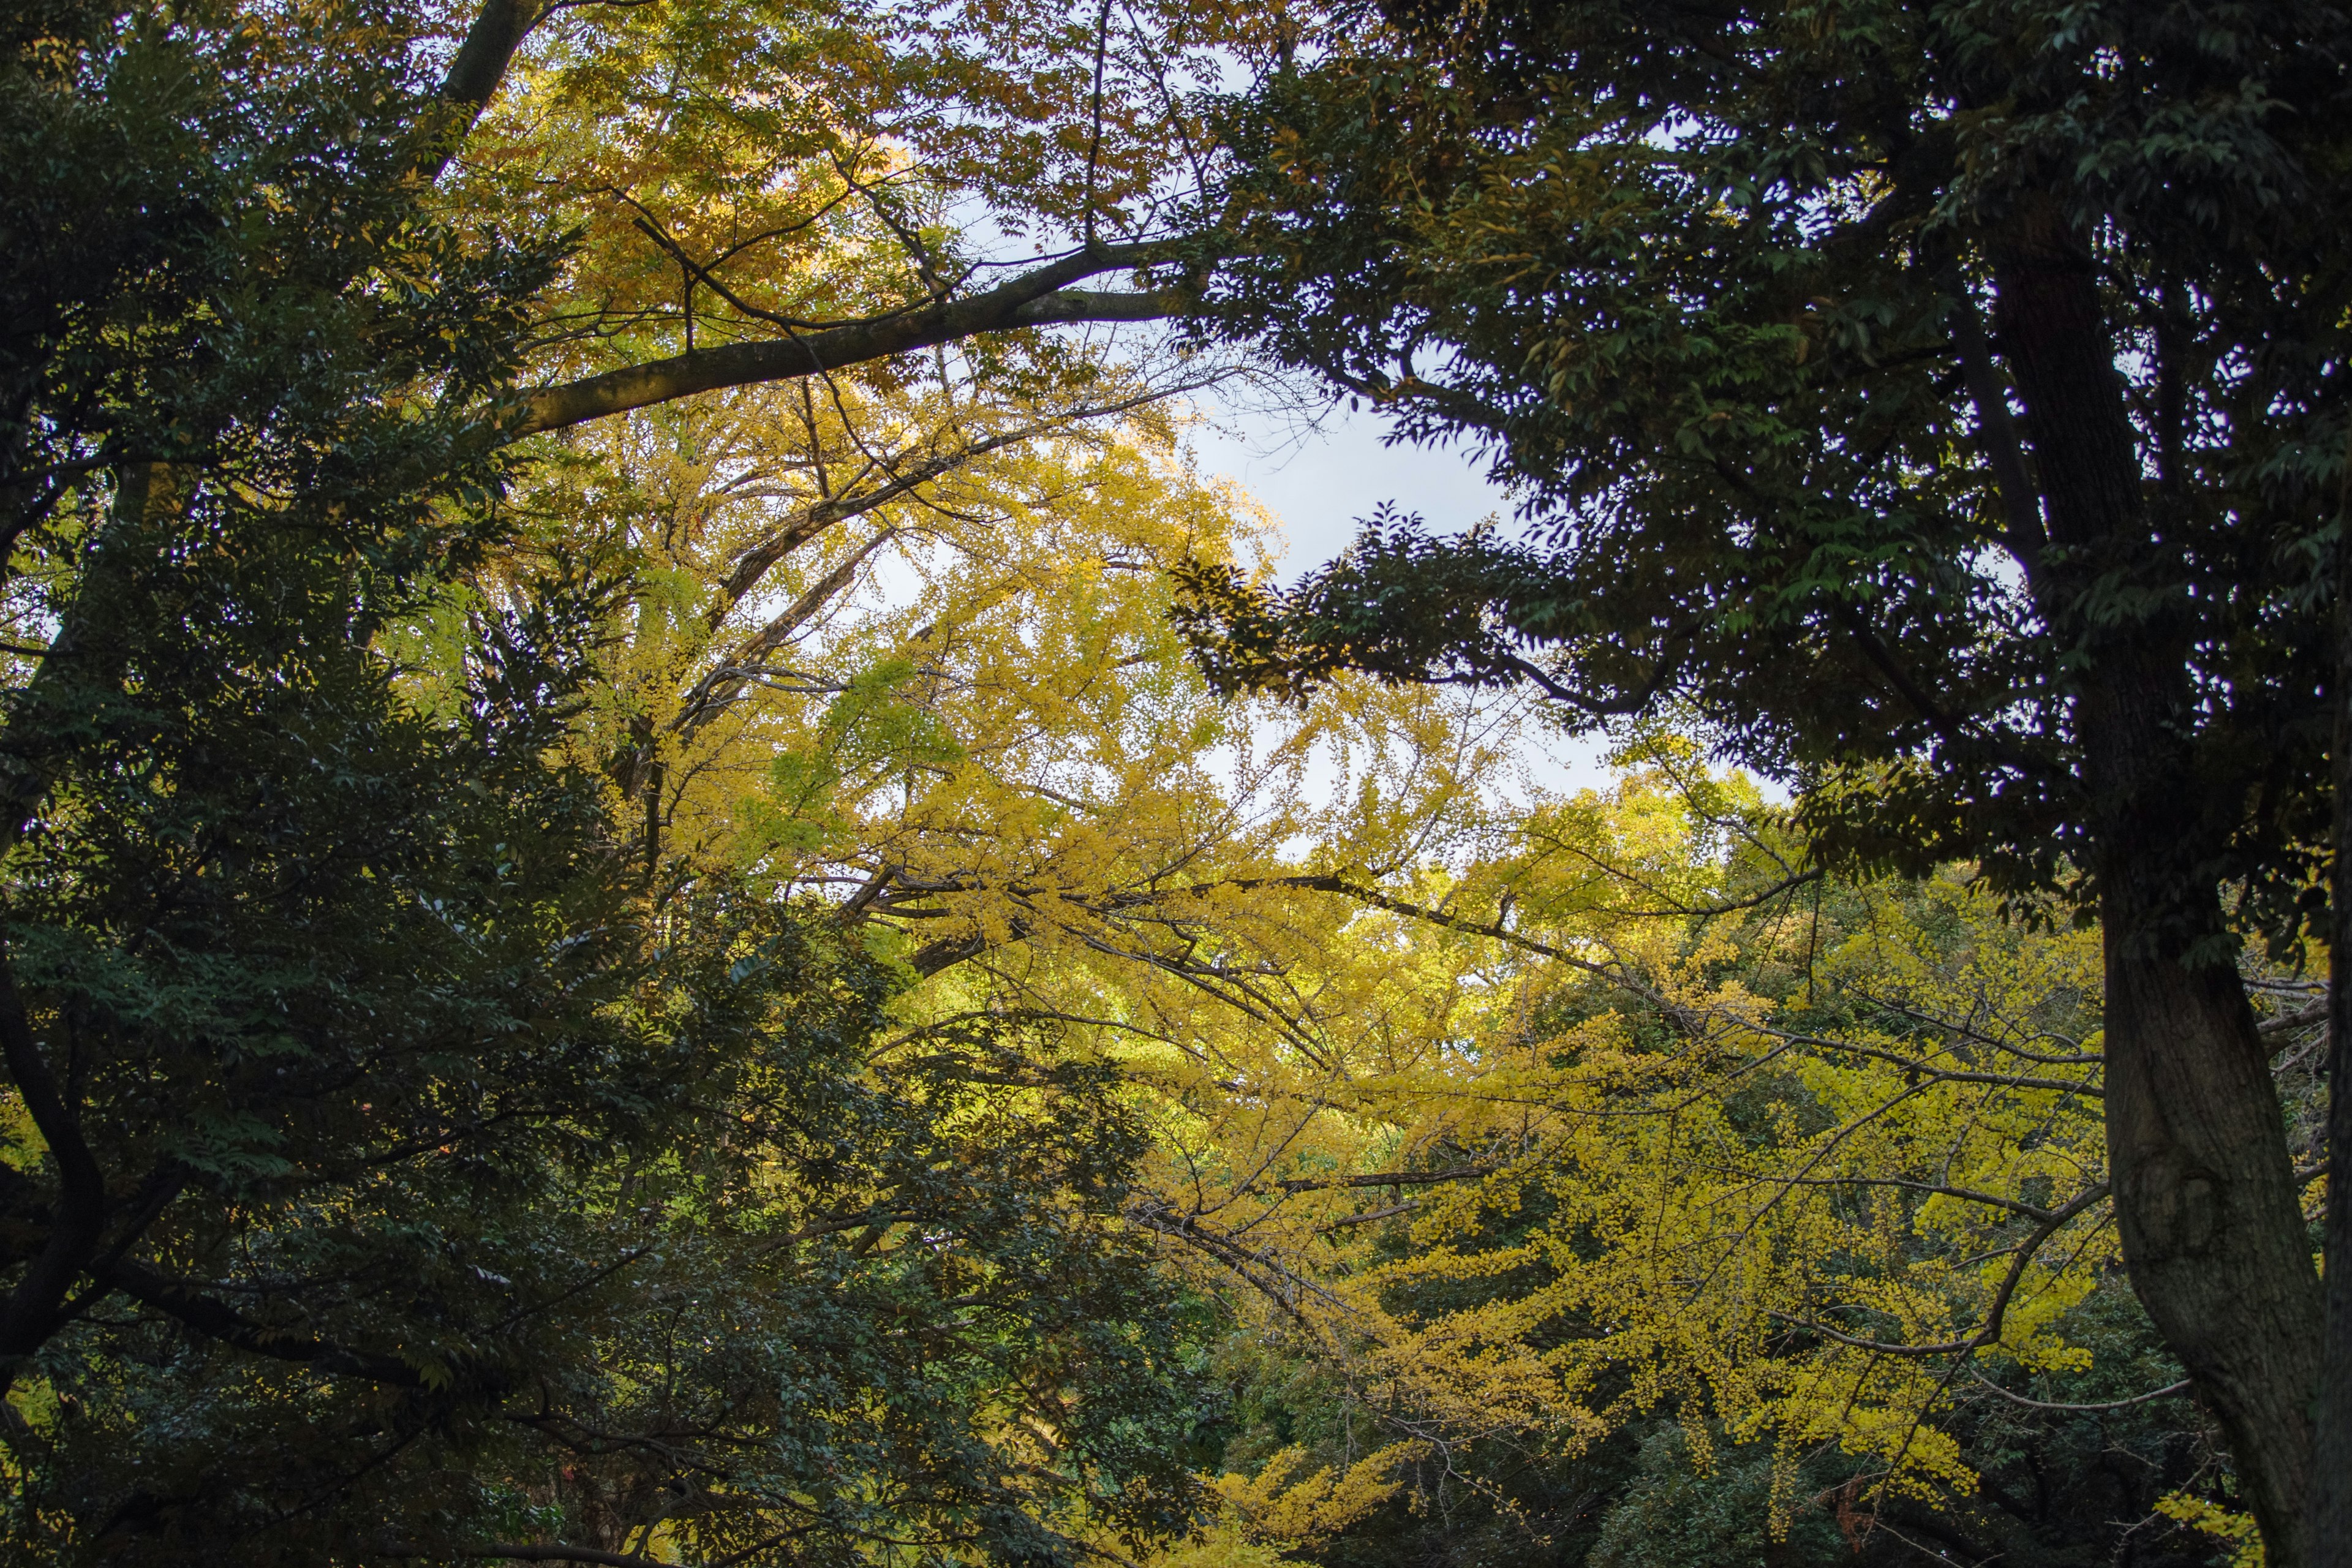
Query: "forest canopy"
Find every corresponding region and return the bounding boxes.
[0,3,2342,1568]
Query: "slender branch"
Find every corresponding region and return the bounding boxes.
[2260,998,2328,1037]
[1271,1166,1496,1194]
[1712,1170,2082,1224]
[1945,285,2046,566]
[1769,1181,2111,1359]
[627,211,837,334]
[391,1544,709,1567]
[1773,1027,2101,1098]
[672,529,897,745]
[99,1259,429,1387]
[1828,598,1965,744]
[1081,0,1116,247]
[829,151,955,300]
[470,1544,667,1565]
[1966,1368,2191,1413]
[1499,643,1684,718]
[1317,1202,1420,1231]
[54,1161,189,1324]
[702,377,1199,624]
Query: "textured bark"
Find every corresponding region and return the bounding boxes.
[439,0,536,117]
[1996,217,2323,1566]
[2100,847,2321,1566]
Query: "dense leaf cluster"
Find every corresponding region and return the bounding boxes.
[0,6,1204,1562]
[1182,0,2352,940]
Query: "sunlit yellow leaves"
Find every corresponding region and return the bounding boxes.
[1115,763,2125,1521]
[1210,1442,1423,1548]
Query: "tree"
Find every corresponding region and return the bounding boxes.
[0,4,1211,1561]
[1174,3,2352,1558]
[1148,758,2283,1567]
[434,0,1231,435]
[500,339,1242,887]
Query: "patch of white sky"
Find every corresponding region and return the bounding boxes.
[1176,377,1627,815]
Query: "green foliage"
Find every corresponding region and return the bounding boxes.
[1588,1428,1844,1568]
[0,5,1206,1562]
[1175,20,2352,1547]
[1180,0,2352,940]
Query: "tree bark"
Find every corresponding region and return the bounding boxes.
[2099,814,2321,1565]
[1996,217,2323,1566]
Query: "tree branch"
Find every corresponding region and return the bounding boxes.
[672,528,897,745]
[1945,285,2046,567]
[426,0,543,181]
[0,956,107,1381]
[1317,1202,1419,1231]
[1770,1181,2111,1359]
[470,1545,667,1566]
[442,0,537,111]
[98,1259,429,1388]
[514,246,1184,434]
[1966,1368,2190,1413]
[1271,1166,1496,1194]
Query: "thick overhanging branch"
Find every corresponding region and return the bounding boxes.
[440,0,538,116]
[514,247,1186,435]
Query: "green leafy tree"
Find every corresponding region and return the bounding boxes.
[0,5,1204,1562]
[1174,3,2352,1558]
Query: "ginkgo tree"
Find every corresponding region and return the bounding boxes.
[2,3,2299,1566]
[435,0,1239,434]
[0,5,1524,1559]
[0,1,1260,1561]
[1131,753,2304,1566]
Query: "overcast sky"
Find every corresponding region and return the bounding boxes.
[1174,389,1637,801]
[1181,387,1515,579]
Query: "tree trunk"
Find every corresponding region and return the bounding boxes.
[2100,827,2321,1566]
[1996,215,2323,1565]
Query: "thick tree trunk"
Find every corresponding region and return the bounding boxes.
[1997,218,2323,1564]
[2099,819,2321,1566]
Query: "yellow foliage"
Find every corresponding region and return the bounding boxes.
[2158,1490,2266,1568]
[459,90,2179,1516]
[1212,1442,1424,1547]
[1061,756,2135,1524]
